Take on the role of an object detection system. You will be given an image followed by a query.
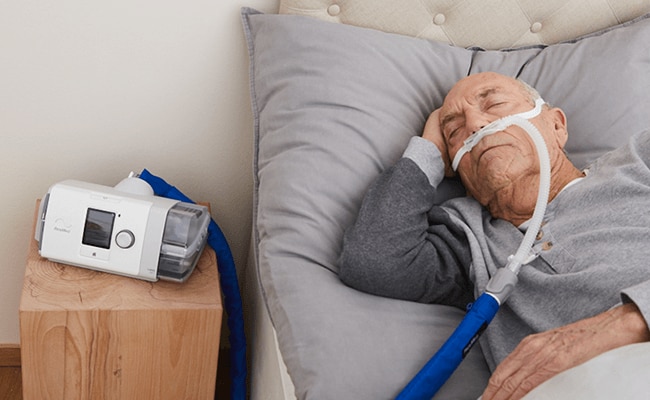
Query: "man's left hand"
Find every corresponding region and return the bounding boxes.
[481,303,650,400]
[422,109,455,177]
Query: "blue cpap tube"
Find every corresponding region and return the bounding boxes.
[139,169,247,400]
[395,104,551,400]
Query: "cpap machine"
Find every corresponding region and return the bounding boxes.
[35,173,210,282]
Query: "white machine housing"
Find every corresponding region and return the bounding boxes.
[35,179,210,282]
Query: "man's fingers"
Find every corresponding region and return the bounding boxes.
[482,332,567,400]
[422,109,456,177]
[484,360,559,400]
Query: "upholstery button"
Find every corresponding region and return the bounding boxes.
[530,22,543,33]
[327,4,341,16]
[433,13,446,25]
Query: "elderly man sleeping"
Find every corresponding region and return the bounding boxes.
[339,71,650,400]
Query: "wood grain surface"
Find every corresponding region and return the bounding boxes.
[19,201,222,400]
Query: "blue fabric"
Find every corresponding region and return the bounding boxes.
[396,294,500,400]
[139,169,246,400]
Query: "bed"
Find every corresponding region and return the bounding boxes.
[242,1,650,399]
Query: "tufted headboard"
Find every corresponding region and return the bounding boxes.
[279,0,650,49]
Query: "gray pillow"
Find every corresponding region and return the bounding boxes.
[243,7,650,399]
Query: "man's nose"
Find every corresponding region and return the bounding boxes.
[465,110,489,133]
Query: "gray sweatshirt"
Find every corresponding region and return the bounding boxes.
[339,130,650,370]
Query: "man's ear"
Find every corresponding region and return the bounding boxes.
[550,107,569,148]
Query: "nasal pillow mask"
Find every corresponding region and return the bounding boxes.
[396,97,552,399]
[451,97,546,171]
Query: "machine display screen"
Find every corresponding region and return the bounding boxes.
[82,208,115,249]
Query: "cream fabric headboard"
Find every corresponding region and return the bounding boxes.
[279,0,650,49]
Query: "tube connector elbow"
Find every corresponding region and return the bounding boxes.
[485,268,519,304]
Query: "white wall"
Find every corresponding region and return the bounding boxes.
[0,0,278,344]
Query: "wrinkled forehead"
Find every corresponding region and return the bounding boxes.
[443,73,524,107]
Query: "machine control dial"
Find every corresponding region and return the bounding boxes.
[115,230,136,249]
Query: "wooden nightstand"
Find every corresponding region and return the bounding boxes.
[19,201,222,399]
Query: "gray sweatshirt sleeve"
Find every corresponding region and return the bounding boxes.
[339,137,474,308]
[622,283,650,331]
